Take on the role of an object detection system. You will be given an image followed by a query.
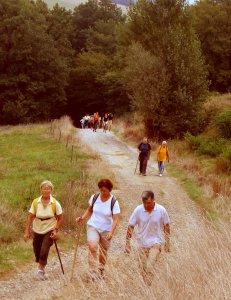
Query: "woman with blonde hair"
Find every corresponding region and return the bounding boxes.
[157,141,170,176]
[24,180,63,280]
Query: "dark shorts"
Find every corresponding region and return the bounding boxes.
[33,231,53,266]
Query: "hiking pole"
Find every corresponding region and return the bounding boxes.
[54,240,65,275]
[134,156,139,175]
[70,224,82,282]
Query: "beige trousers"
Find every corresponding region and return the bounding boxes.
[138,244,162,272]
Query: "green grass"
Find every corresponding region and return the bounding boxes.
[168,163,219,221]
[0,122,111,276]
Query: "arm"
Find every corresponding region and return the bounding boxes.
[125,225,135,253]
[164,223,171,252]
[24,213,35,241]
[51,214,64,240]
[106,213,120,240]
[76,206,93,224]
[166,147,170,162]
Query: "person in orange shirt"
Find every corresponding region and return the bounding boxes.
[157,141,169,177]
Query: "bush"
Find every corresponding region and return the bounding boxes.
[216,110,231,139]
[215,148,231,173]
[184,133,203,150]
[197,138,227,157]
[185,133,227,157]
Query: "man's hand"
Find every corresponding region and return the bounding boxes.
[164,240,170,252]
[106,231,113,241]
[23,230,31,242]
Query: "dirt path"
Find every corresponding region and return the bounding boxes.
[0,129,230,300]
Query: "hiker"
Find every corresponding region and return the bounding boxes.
[93,112,100,132]
[102,113,109,133]
[138,137,151,176]
[76,179,120,278]
[24,180,63,280]
[108,113,114,131]
[125,191,170,274]
[157,141,169,176]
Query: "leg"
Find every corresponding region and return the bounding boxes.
[142,157,148,175]
[139,156,143,174]
[158,161,161,174]
[99,231,111,272]
[87,226,100,271]
[33,232,43,264]
[138,247,150,273]
[39,231,53,269]
[160,161,165,174]
[149,244,162,265]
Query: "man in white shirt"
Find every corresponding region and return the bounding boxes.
[125,191,170,272]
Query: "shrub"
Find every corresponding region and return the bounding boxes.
[184,133,203,150]
[215,110,231,139]
[197,138,227,157]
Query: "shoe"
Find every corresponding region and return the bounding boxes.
[142,173,146,176]
[98,268,105,279]
[159,174,163,177]
[36,269,46,281]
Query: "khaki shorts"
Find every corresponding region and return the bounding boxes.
[87,226,111,251]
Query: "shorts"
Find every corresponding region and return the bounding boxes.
[87,225,111,251]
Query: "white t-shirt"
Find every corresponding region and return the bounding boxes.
[129,203,170,248]
[87,194,120,232]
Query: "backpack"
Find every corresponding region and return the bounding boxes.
[32,197,57,215]
[91,193,117,215]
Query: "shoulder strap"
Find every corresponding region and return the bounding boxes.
[33,197,56,215]
[91,193,100,209]
[32,198,40,214]
[111,196,117,216]
[51,198,57,215]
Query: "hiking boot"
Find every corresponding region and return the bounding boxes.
[36,269,46,281]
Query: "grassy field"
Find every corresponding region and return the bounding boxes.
[0,117,113,277]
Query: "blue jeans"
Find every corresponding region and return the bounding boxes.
[158,161,165,174]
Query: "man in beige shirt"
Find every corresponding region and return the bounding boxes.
[24,180,63,280]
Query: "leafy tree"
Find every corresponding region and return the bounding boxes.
[191,0,231,92]
[72,0,124,53]
[0,0,68,124]
[121,0,208,138]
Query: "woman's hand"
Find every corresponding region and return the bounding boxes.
[24,230,31,241]
[50,229,59,240]
[76,216,84,224]
[106,231,113,241]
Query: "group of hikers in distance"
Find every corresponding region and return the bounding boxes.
[24,179,170,283]
[80,112,114,133]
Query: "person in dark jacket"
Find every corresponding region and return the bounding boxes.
[138,138,151,176]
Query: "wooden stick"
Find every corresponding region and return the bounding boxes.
[70,225,82,282]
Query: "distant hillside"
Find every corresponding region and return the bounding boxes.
[44,0,129,10]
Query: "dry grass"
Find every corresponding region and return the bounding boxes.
[49,218,231,300]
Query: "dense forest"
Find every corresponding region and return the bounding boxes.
[0,0,230,137]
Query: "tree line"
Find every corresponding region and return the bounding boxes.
[0,0,230,138]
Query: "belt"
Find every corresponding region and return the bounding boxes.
[36,217,53,221]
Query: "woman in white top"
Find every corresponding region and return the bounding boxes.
[76,179,120,277]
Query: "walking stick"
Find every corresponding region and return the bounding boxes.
[54,240,65,275]
[70,224,82,281]
[134,156,139,175]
